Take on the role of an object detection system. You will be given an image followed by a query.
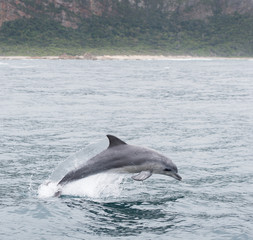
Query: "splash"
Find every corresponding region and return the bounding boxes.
[49,138,108,183]
[38,173,125,199]
[38,180,59,198]
[62,173,125,198]
[38,137,126,199]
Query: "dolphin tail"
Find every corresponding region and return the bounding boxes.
[54,190,62,197]
[54,183,63,197]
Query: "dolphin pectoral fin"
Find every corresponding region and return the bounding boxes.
[132,171,152,181]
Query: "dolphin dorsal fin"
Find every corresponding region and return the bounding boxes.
[107,135,127,148]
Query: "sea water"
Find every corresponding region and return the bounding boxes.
[0,59,253,239]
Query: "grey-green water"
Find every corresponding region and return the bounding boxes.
[0,59,252,239]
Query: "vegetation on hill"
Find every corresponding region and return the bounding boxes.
[0,11,252,56]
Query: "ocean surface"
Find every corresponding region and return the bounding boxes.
[0,58,252,240]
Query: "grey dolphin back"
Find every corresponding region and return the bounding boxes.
[107,135,127,148]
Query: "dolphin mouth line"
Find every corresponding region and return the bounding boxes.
[172,173,182,181]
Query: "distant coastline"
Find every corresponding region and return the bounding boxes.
[0,55,252,60]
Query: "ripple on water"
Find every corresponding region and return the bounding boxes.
[1,59,252,240]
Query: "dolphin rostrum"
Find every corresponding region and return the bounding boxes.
[55,135,181,195]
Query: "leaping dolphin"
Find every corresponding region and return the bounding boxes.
[55,135,182,196]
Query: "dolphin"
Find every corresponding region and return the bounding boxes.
[55,135,181,196]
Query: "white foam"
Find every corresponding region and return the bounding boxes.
[38,180,59,198]
[38,173,125,199]
[63,173,124,198]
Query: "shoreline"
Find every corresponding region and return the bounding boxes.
[0,55,252,60]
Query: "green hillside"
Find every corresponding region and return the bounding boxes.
[0,11,252,56]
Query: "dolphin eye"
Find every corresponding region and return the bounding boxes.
[164,168,172,172]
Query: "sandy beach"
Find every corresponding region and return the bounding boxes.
[0,55,252,60]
